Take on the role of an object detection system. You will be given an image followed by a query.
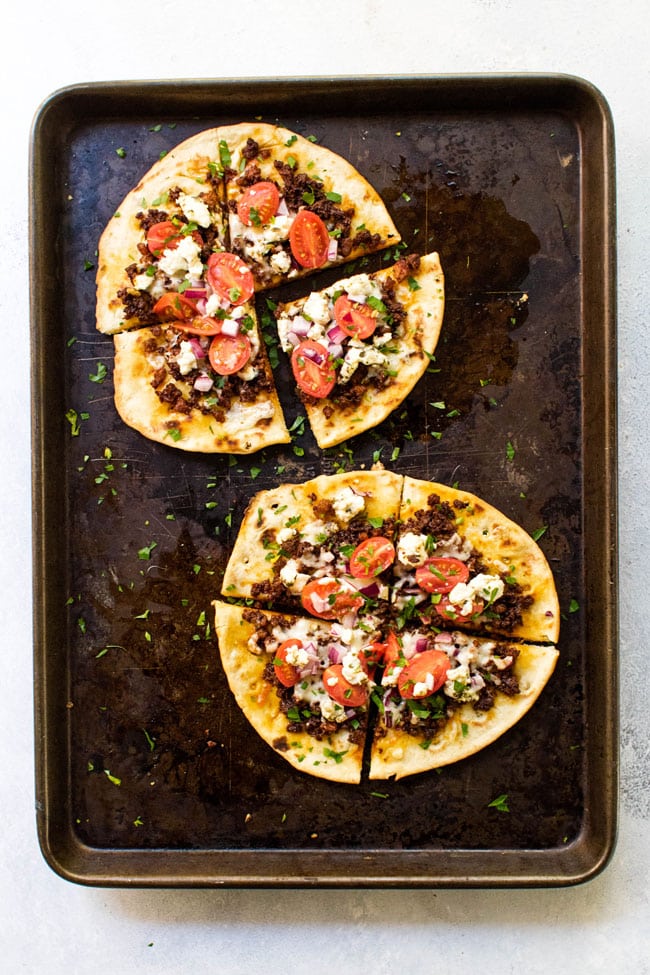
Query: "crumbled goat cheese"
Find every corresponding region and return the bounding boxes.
[341,651,368,687]
[176,340,198,376]
[269,249,292,274]
[332,487,365,523]
[397,532,430,567]
[448,573,505,615]
[158,235,204,280]
[338,343,388,384]
[303,291,332,325]
[177,192,212,228]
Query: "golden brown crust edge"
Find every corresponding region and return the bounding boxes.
[212,600,363,783]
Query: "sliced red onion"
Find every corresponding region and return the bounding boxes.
[220,318,240,337]
[184,288,207,300]
[194,374,214,393]
[327,238,338,261]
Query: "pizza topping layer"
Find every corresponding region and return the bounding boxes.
[275,266,411,402]
[378,629,521,736]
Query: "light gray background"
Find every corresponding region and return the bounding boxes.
[3,1,648,971]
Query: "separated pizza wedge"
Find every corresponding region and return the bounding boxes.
[213,600,383,784]
[393,477,560,643]
[96,128,232,336]
[369,628,560,780]
[219,122,400,290]
[221,469,403,620]
[274,252,445,448]
[112,301,290,453]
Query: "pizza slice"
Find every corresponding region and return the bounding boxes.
[219,122,400,290]
[213,599,384,783]
[96,128,232,336]
[392,476,560,643]
[368,626,559,780]
[112,298,290,453]
[221,469,402,620]
[274,252,444,448]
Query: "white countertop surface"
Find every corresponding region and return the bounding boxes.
[3,0,649,971]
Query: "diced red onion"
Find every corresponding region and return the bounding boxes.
[194,374,214,393]
[327,238,338,261]
[184,288,207,300]
[220,319,240,337]
[415,637,429,654]
[276,197,289,216]
[434,631,453,643]
[327,323,346,344]
[291,316,311,336]
[302,346,325,365]
[327,342,343,359]
[328,644,345,664]
[310,592,331,615]
[188,337,206,359]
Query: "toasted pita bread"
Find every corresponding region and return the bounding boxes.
[369,641,559,780]
[220,122,400,289]
[396,477,560,643]
[221,469,403,603]
[112,315,290,454]
[275,252,444,448]
[212,600,367,784]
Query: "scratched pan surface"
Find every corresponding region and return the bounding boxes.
[30,76,617,887]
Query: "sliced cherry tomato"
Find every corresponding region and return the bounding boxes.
[415,557,470,594]
[348,536,396,581]
[147,220,183,256]
[300,579,364,621]
[322,663,368,708]
[273,639,303,688]
[206,252,255,305]
[397,649,451,699]
[174,315,223,336]
[153,292,199,322]
[208,332,251,375]
[333,295,378,340]
[291,340,336,398]
[289,209,330,268]
[237,181,280,227]
[359,642,385,678]
[383,631,403,671]
[434,594,485,621]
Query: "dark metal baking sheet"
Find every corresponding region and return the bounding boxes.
[30,75,617,887]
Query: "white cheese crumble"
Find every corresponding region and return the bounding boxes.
[328,272,382,305]
[448,573,505,616]
[284,644,310,668]
[177,192,212,228]
[176,340,198,376]
[300,519,336,545]
[397,532,430,567]
[269,250,292,274]
[279,559,310,592]
[158,235,204,280]
[341,651,368,687]
[331,486,365,523]
[338,343,388,384]
[303,291,332,325]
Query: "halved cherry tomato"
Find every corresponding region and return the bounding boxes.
[206,252,254,305]
[208,332,251,375]
[322,663,368,708]
[273,638,303,688]
[147,220,183,256]
[237,181,280,227]
[348,536,396,581]
[153,292,199,322]
[300,578,364,621]
[397,649,451,699]
[333,295,378,340]
[289,209,330,268]
[382,631,404,672]
[291,340,336,398]
[360,642,385,678]
[415,557,470,594]
[174,315,223,336]
[434,595,485,621]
